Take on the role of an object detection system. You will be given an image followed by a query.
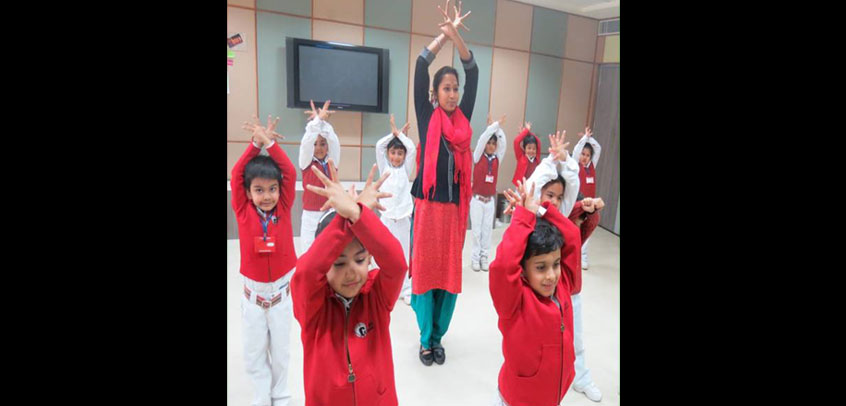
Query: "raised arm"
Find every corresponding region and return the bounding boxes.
[572,127,601,167]
[375,132,392,173]
[231,142,262,215]
[350,205,407,311]
[539,201,582,295]
[236,115,282,214]
[495,126,507,162]
[558,151,580,217]
[513,128,530,160]
[398,132,417,179]
[489,205,535,319]
[266,141,297,211]
[525,155,561,202]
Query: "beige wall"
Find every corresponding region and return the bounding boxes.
[227,0,615,188]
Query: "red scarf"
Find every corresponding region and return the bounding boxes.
[422,106,473,226]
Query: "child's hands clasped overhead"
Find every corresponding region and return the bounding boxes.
[579,126,594,139]
[487,113,506,127]
[389,114,410,138]
[242,114,283,147]
[304,99,336,121]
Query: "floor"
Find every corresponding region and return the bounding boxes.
[227,223,619,406]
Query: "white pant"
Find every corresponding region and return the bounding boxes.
[581,236,591,266]
[300,209,326,254]
[571,292,594,389]
[241,272,295,406]
[470,196,496,266]
[379,215,412,300]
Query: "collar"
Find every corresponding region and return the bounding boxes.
[528,156,536,163]
[334,293,354,310]
[313,156,329,165]
[484,152,497,160]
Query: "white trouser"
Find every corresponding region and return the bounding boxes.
[379,215,412,299]
[241,271,295,406]
[581,236,591,266]
[300,209,326,254]
[571,292,594,389]
[470,196,496,266]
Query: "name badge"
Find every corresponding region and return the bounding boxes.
[485,174,495,183]
[254,236,277,254]
[586,177,595,184]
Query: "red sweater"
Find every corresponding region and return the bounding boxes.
[578,162,597,198]
[489,202,581,406]
[512,128,541,186]
[472,154,499,197]
[291,204,407,406]
[566,201,600,294]
[231,142,297,282]
[302,159,331,211]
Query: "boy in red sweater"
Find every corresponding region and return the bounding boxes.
[234,116,298,406]
[512,121,541,187]
[489,179,582,406]
[291,162,407,406]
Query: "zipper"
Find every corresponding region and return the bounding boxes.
[556,292,565,404]
[343,300,357,404]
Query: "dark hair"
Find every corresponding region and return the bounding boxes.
[487,134,498,144]
[386,137,407,154]
[522,135,538,149]
[432,66,460,97]
[244,155,282,189]
[541,175,566,194]
[582,143,594,158]
[315,210,337,238]
[521,219,564,264]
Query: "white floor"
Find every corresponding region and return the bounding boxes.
[228,224,619,406]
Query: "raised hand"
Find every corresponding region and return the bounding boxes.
[390,114,410,137]
[357,164,393,212]
[306,158,361,222]
[438,0,471,40]
[242,114,281,147]
[517,178,539,214]
[547,130,570,162]
[488,113,506,127]
[304,99,336,121]
[578,126,594,139]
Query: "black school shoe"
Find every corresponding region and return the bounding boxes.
[419,345,434,366]
[432,343,445,365]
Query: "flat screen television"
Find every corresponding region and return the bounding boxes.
[286,37,390,113]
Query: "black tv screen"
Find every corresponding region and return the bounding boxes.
[286,37,389,113]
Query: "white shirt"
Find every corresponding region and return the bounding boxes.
[299,117,341,170]
[375,132,416,220]
[525,151,580,217]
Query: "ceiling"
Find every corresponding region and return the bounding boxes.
[512,0,620,20]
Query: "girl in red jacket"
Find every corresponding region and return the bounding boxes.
[512,121,541,187]
[234,116,298,406]
[489,179,582,406]
[291,162,407,406]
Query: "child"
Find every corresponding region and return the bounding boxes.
[571,127,601,270]
[509,132,606,403]
[234,115,298,406]
[489,179,582,406]
[512,121,541,187]
[374,114,416,305]
[292,162,407,406]
[470,113,507,272]
[524,130,581,219]
[298,99,341,253]
[408,0,475,366]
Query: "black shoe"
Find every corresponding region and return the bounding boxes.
[432,343,445,365]
[419,345,434,366]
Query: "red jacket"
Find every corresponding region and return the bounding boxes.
[231,142,297,282]
[489,202,581,406]
[302,159,332,211]
[512,128,541,186]
[566,201,600,294]
[292,204,407,406]
[578,162,597,198]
